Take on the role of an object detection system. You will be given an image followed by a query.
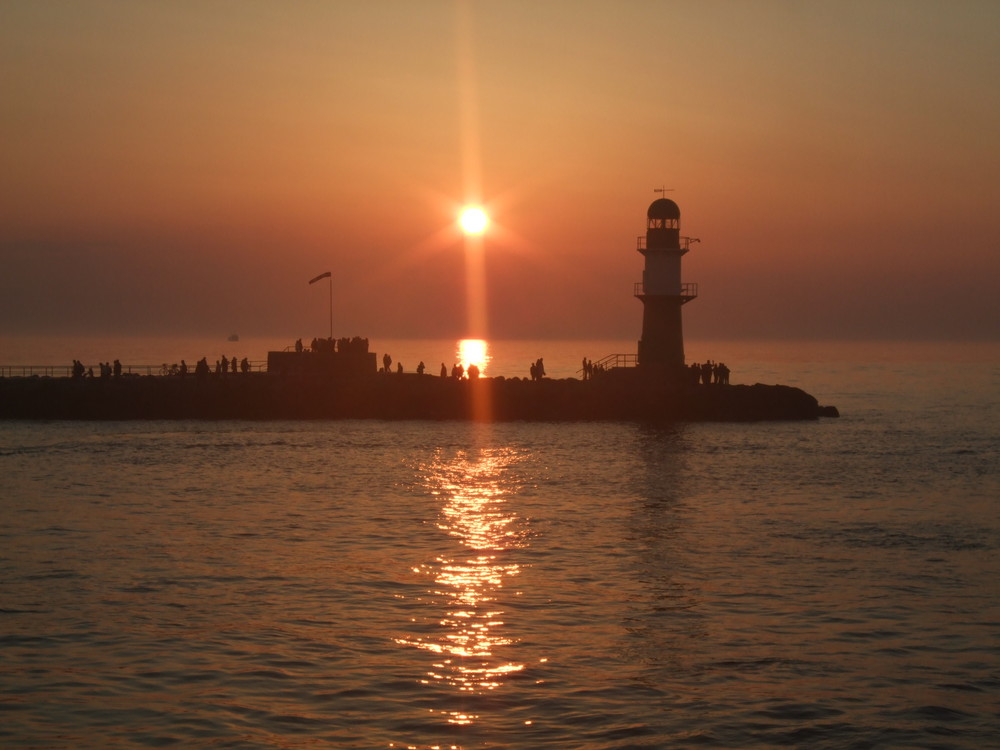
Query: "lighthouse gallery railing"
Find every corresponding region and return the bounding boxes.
[636,236,700,251]
[633,282,698,301]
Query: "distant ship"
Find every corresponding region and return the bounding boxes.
[227,333,239,342]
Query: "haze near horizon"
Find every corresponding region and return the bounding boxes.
[2,1,998,343]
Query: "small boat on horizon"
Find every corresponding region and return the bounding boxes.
[228,333,239,342]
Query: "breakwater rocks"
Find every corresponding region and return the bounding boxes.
[0,372,838,421]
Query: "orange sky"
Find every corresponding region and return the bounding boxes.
[2,1,998,342]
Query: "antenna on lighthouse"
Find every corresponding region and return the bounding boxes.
[653,185,675,198]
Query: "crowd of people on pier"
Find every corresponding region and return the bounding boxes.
[162,355,252,377]
[69,347,732,386]
[70,354,254,378]
[207,356,251,376]
[579,357,731,385]
[274,339,733,386]
[688,360,730,385]
[438,361,482,379]
[378,359,482,379]
[388,357,541,380]
[369,354,519,381]
[366,351,732,385]
[580,358,603,380]
[296,336,370,355]
[71,359,124,379]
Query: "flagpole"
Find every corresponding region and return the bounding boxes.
[308,271,333,340]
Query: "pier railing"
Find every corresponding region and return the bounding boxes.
[593,353,637,371]
[636,236,700,252]
[0,365,74,378]
[0,361,268,378]
[633,282,698,301]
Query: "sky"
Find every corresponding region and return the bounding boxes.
[2,0,999,343]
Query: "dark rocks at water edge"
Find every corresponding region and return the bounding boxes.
[0,373,839,421]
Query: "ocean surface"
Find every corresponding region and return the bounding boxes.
[1,338,998,749]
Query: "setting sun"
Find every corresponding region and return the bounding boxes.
[458,206,489,235]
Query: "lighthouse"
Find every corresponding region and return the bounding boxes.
[635,197,698,372]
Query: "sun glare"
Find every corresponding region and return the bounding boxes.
[459,206,489,235]
[458,338,489,375]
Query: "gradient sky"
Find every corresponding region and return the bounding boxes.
[2,0,998,342]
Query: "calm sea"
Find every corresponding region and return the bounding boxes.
[1,338,998,749]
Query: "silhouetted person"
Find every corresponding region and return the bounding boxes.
[397,362,403,374]
[468,363,479,379]
[180,360,188,377]
[440,362,447,377]
[241,357,249,374]
[383,353,392,373]
[417,361,425,375]
[295,338,303,353]
[221,355,229,375]
[113,359,122,378]
[529,358,545,380]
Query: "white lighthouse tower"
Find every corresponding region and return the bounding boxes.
[635,197,698,372]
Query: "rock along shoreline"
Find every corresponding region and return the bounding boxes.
[0,372,838,422]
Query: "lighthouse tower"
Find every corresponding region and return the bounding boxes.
[635,197,697,372]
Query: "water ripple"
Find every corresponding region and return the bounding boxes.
[0,418,997,748]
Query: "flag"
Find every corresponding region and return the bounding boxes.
[309,271,332,284]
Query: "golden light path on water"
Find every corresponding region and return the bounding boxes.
[457,338,490,377]
[396,446,532,728]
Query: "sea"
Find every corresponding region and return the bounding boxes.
[1,336,998,749]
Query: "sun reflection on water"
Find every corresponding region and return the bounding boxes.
[457,338,490,377]
[397,446,529,708]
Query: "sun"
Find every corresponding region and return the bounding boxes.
[458,206,489,235]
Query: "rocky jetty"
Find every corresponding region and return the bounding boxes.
[0,371,838,422]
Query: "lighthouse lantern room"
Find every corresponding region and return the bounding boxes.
[635,197,698,372]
